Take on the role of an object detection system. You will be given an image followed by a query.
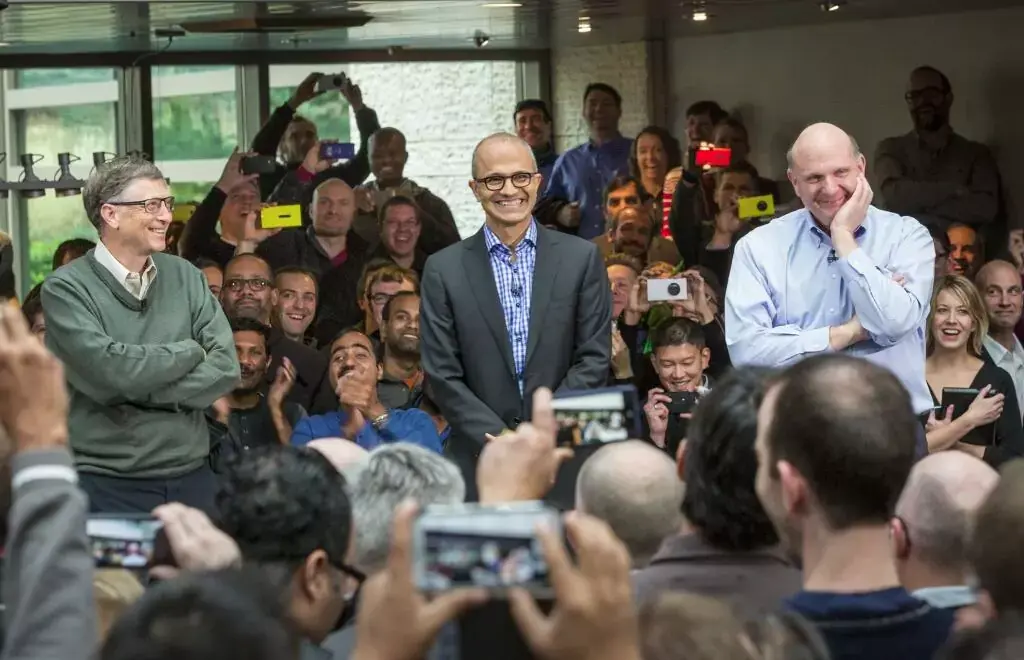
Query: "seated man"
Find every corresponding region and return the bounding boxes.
[357,262,419,349]
[42,155,238,513]
[593,176,680,267]
[376,291,424,410]
[208,318,307,470]
[290,328,441,453]
[642,318,711,456]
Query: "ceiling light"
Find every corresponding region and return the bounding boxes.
[691,2,709,21]
[17,154,45,199]
[481,2,522,6]
[819,1,844,10]
[54,152,83,197]
[578,15,592,33]
[474,30,490,47]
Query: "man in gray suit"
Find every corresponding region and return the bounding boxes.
[421,132,612,503]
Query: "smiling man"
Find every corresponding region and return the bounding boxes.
[41,155,239,513]
[420,132,612,501]
[725,123,935,436]
[370,195,426,275]
[273,266,318,345]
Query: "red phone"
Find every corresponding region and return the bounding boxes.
[695,147,732,168]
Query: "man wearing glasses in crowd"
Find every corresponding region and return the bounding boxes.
[421,132,611,502]
[41,155,239,514]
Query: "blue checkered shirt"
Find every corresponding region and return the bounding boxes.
[483,220,538,396]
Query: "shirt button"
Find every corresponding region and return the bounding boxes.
[516,302,521,308]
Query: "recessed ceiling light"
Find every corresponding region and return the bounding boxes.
[692,9,708,21]
[578,15,592,33]
[819,0,844,10]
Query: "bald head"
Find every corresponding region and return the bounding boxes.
[786,123,861,169]
[307,438,368,477]
[975,259,1019,289]
[896,452,998,569]
[471,132,537,179]
[576,441,683,567]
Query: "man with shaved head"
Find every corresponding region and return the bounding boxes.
[350,127,460,255]
[576,441,683,568]
[421,131,612,502]
[726,122,935,449]
[875,66,1000,232]
[237,176,371,346]
[892,452,998,611]
[976,259,1024,417]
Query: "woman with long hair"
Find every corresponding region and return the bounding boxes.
[924,274,1024,466]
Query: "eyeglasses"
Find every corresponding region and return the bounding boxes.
[225,277,272,293]
[105,196,175,214]
[369,292,393,306]
[332,559,366,585]
[474,171,537,192]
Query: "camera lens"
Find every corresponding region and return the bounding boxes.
[333,75,343,87]
[757,200,768,212]
[667,282,681,296]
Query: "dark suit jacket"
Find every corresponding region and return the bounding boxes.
[420,224,612,501]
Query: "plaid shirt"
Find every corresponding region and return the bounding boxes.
[483,220,538,396]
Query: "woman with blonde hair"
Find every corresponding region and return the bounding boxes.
[94,569,145,641]
[924,274,1024,466]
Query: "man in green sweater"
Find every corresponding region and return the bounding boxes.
[41,155,239,514]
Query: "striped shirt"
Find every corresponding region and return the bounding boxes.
[483,220,538,395]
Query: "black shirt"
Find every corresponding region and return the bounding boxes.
[228,396,306,449]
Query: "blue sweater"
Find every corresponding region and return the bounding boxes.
[290,408,443,453]
[787,587,954,660]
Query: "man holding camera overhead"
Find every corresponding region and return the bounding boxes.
[725,123,935,433]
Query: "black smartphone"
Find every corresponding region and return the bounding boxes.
[940,387,996,446]
[87,514,164,571]
[240,155,277,175]
[551,385,641,447]
[320,142,356,161]
[666,391,701,415]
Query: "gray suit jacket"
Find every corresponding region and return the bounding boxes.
[421,223,612,500]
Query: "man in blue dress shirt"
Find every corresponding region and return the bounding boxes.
[543,83,633,240]
[725,122,935,420]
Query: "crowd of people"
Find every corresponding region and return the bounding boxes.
[0,63,1023,659]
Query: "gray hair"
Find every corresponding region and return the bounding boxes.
[348,443,464,573]
[83,155,165,233]
[471,132,538,178]
[576,441,684,568]
[896,453,998,569]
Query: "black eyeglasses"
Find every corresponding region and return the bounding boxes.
[474,171,537,192]
[225,277,272,293]
[332,559,366,584]
[105,196,175,214]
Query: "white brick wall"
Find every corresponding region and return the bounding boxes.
[550,42,652,153]
[346,61,519,237]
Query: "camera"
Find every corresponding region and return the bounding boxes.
[737,194,776,220]
[315,73,347,92]
[647,277,688,302]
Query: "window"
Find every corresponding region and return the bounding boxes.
[151,65,238,202]
[268,65,351,154]
[8,69,119,286]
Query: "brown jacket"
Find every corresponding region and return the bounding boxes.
[633,532,802,619]
[593,234,681,268]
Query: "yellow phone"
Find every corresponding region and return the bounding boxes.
[259,204,303,229]
[172,203,197,223]
[737,195,775,220]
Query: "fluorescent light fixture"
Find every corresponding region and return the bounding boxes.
[692,9,708,21]
[578,15,592,33]
[481,2,522,6]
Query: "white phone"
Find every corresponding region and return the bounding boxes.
[413,503,559,596]
[647,277,688,302]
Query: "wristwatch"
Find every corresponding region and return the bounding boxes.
[371,412,390,431]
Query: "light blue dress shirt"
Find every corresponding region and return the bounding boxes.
[543,136,633,240]
[484,220,538,396]
[725,205,935,414]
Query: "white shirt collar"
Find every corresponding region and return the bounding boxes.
[984,334,1024,364]
[94,241,158,300]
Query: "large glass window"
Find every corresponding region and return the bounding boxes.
[8,69,118,286]
[151,65,238,202]
[268,65,351,149]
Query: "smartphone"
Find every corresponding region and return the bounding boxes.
[172,202,197,224]
[666,391,701,415]
[414,503,559,596]
[240,155,278,175]
[940,387,996,446]
[695,146,731,168]
[259,204,303,229]
[87,514,163,570]
[316,72,347,92]
[320,142,356,161]
[737,194,776,220]
[551,385,641,447]
[647,277,688,302]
